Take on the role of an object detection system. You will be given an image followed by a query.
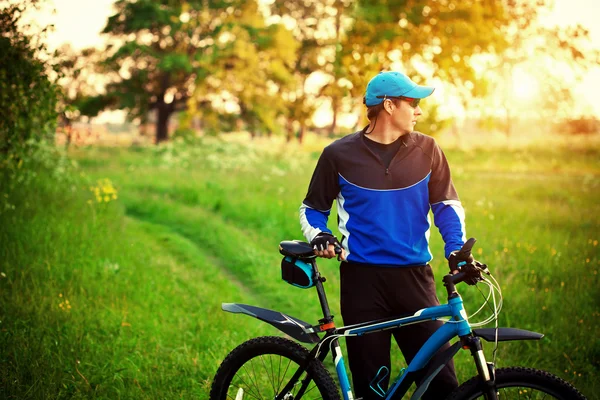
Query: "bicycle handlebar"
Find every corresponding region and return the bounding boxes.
[443,261,489,298]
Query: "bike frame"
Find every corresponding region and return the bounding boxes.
[273,292,474,400]
[332,297,470,400]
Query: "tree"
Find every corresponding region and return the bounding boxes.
[0,0,59,153]
[98,0,203,143]
[269,0,341,142]
[273,0,512,138]
[342,0,510,133]
[96,0,296,143]
[53,45,112,146]
[189,1,298,138]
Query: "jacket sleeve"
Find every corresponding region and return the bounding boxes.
[299,146,340,242]
[428,142,466,258]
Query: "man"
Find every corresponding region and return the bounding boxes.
[299,71,466,399]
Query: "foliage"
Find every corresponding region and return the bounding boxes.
[196,5,298,137]
[417,102,452,138]
[92,0,297,143]
[269,0,351,140]
[472,0,600,137]
[51,0,600,142]
[0,138,78,213]
[270,0,512,138]
[53,45,113,122]
[0,0,59,153]
[338,0,509,125]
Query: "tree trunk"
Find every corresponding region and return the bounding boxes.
[330,97,338,137]
[329,3,343,138]
[156,99,171,144]
[64,125,72,149]
[298,123,305,144]
[155,73,172,144]
[504,106,511,140]
[286,120,294,142]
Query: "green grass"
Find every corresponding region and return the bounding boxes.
[1,135,598,398]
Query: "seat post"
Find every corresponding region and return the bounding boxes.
[310,259,334,323]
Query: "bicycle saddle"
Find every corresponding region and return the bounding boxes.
[279,240,316,259]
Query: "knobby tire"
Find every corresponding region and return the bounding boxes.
[446,366,587,400]
[210,336,340,400]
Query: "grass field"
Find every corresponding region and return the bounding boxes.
[1,134,599,399]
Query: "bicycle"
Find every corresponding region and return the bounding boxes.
[209,238,586,400]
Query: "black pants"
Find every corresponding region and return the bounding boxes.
[340,262,458,400]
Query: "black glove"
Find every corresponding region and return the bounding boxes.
[310,233,341,252]
[449,251,488,285]
[448,250,474,274]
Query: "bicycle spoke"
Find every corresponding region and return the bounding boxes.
[269,355,287,397]
[277,355,294,393]
[258,355,276,396]
[235,362,263,400]
[301,380,321,400]
[276,352,286,393]
[268,355,279,394]
[212,338,337,400]
[249,358,265,399]
[227,354,313,400]
[229,375,260,400]
[266,355,276,393]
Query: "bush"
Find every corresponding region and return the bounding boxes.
[557,117,600,135]
[0,1,59,153]
[0,138,78,213]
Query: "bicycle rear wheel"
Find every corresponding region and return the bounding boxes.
[210,336,340,400]
[447,367,587,400]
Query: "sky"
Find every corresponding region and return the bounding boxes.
[22,0,600,122]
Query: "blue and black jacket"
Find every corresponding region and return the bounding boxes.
[299,130,466,266]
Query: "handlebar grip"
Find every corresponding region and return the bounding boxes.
[333,242,344,261]
[333,242,343,254]
[451,271,467,284]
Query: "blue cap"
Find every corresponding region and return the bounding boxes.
[364,71,435,107]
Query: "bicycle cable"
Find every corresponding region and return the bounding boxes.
[440,272,503,327]
[441,272,503,365]
[484,272,503,365]
[471,273,503,365]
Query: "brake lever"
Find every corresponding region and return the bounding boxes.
[475,261,490,275]
[457,237,477,258]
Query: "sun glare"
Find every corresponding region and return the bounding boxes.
[511,67,540,101]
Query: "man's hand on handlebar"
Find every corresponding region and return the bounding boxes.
[448,239,488,285]
[311,233,346,261]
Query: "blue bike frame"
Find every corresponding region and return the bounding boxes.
[329,296,471,400]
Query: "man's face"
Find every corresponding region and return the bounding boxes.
[388,98,422,134]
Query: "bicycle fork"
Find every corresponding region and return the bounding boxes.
[461,335,498,400]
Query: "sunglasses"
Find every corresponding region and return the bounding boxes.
[377,95,421,108]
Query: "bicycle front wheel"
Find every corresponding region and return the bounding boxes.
[210,336,340,400]
[447,367,587,400]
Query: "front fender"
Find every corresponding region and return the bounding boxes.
[473,327,544,342]
[222,303,320,344]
